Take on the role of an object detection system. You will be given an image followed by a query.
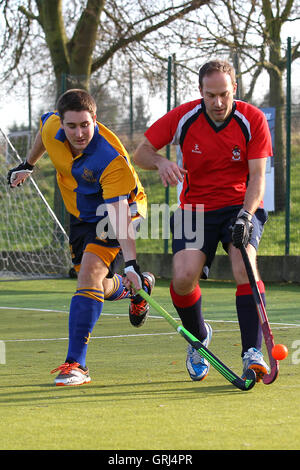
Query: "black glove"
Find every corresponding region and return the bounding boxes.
[231,209,254,248]
[124,260,144,290]
[7,160,34,187]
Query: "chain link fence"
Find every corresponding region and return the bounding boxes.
[115,101,300,257]
[2,59,299,262]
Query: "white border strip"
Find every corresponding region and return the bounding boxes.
[0,306,299,344]
[3,332,177,343]
[0,306,299,328]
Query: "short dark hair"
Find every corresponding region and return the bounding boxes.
[56,89,97,120]
[199,60,236,88]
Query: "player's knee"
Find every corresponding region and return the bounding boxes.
[232,262,246,284]
[77,253,108,288]
[172,268,199,294]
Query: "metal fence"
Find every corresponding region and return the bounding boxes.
[3,46,300,260]
[3,98,300,260]
[115,101,300,257]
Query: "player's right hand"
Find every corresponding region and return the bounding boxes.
[7,160,34,187]
[156,159,187,188]
[123,260,144,293]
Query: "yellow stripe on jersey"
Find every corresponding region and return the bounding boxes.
[100,155,136,201]
[97,122,147,218]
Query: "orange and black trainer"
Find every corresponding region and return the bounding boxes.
[51,361,91,386]
[129,272,155,327]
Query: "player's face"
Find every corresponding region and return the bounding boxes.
[200,72,237,122]
[60,110,96,156]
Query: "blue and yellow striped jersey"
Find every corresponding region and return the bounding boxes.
[40,112,147,222]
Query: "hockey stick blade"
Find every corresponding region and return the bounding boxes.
[240,245,279,384]
[137,289,256,391]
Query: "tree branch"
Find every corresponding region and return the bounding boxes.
[68,0,105,73]
[91,0,209,72]
[18,5,42,25]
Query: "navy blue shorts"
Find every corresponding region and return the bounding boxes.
[69,214,123,278]
[170,205,268,278]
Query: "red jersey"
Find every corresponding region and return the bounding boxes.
[145,99,272,211]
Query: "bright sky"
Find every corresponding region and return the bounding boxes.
[0,95,31,133]
[0,19,298,134]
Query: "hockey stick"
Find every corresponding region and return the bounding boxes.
[240,245,279,384]
[137,289,256,391]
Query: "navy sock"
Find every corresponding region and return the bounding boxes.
[236,282,265,356]
[170,282,207,342]
[66,289,104,367]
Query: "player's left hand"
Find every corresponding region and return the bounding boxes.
[123,260,144,293]
[231,209,254,248]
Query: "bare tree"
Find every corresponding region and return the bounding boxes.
[0,0,211,229]
[0,0,210,97]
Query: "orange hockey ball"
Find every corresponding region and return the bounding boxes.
[272,344,288,360]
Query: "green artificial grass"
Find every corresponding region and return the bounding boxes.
[0,278,299,450]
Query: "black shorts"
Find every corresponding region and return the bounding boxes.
[170,205,268,278]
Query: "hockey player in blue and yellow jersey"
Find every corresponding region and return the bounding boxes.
[7,89,155,385]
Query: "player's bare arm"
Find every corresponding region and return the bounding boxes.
[231,158,267,251]
[243,157,267,215]
[106,198,142,291]
[8,131,46,188]
[27,131,46,166]
[133,137,187,188]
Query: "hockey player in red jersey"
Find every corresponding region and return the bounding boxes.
[133,60,273,383]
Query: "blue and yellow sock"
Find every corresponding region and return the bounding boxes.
[66,288,104,367]
[105,274,131,301]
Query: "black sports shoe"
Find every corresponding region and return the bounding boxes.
[129,272,155,327]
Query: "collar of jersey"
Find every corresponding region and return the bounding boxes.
[202,99,237,132]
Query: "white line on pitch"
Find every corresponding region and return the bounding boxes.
[3,332,178,343]
[0,306,299,328]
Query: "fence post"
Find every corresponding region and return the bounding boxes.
[285,37,291,255]
[129,60,134,142]
[164,56,172,254]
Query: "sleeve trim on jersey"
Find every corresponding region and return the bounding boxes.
[129,202,138,217]
[233,110,251,143]
[104,195,129,203]
[247,154,271,160]
[172,103,203,147]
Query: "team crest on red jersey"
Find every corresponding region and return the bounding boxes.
[232,145,241,161]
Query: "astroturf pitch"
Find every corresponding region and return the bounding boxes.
[0,278,299,451]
